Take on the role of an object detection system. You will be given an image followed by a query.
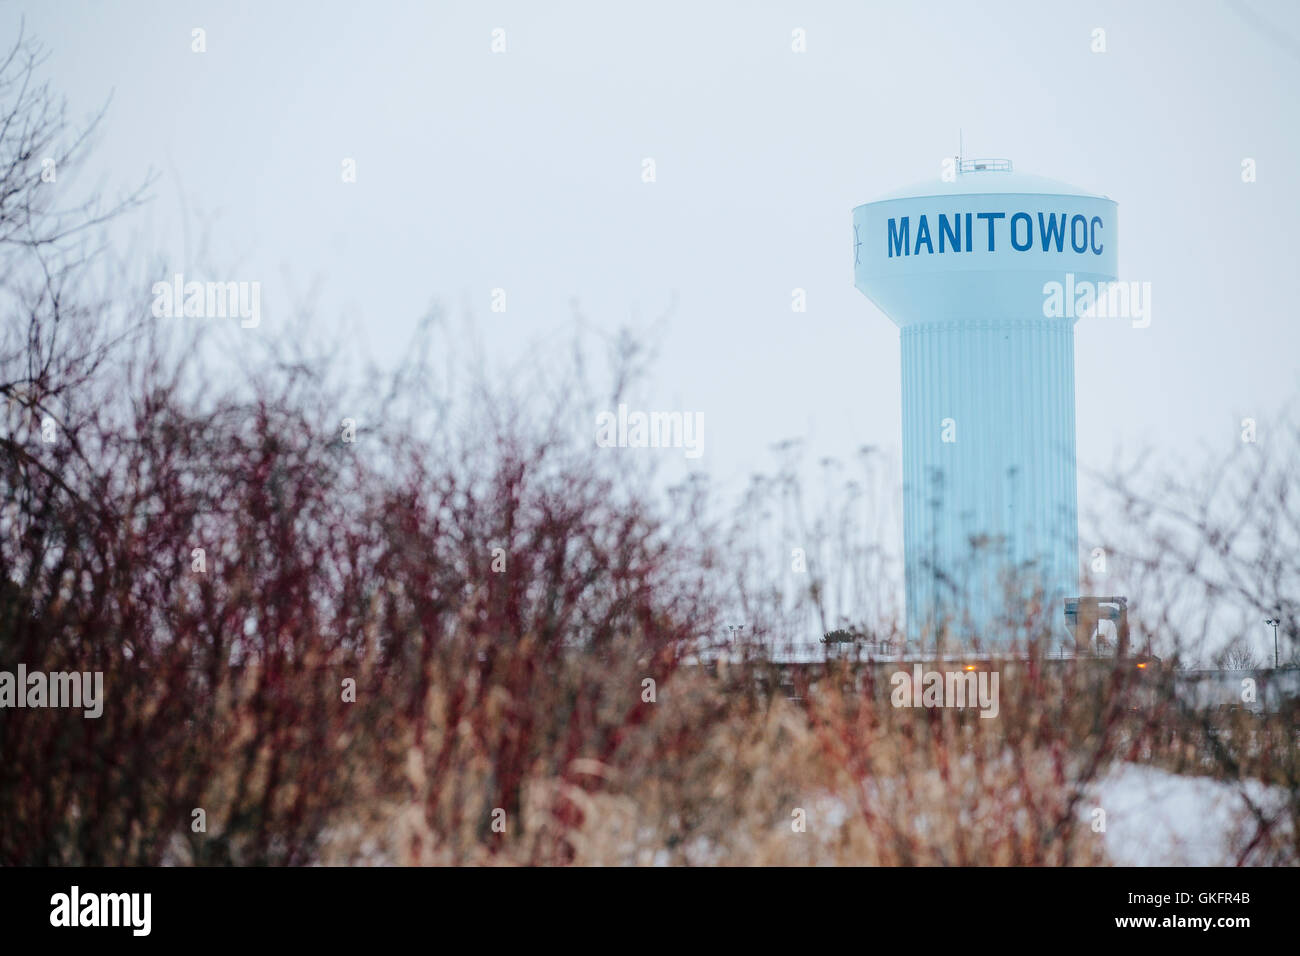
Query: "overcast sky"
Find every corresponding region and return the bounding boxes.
[13,0,1300,548]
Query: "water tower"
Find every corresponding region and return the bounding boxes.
[853,158,1117,648]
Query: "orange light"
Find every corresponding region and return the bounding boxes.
[1136,662,1147,669]
[964,665,976,671]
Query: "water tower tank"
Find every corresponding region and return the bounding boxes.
[853,159,1117,648]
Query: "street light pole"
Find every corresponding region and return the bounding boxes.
[1265,618,1280,669]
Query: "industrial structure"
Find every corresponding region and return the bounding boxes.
[853,158,1118,648]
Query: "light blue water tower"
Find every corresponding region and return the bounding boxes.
[853,158,1117,648]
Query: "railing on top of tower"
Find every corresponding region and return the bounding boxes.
[957,158,1013,173]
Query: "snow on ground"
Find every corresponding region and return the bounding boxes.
[1090,763,1293,866]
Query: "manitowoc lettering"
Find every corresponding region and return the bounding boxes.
[886,211,1104,257]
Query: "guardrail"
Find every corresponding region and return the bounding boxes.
[959,158,1013,173]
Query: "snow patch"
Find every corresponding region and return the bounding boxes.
[1090,763,1292,866]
